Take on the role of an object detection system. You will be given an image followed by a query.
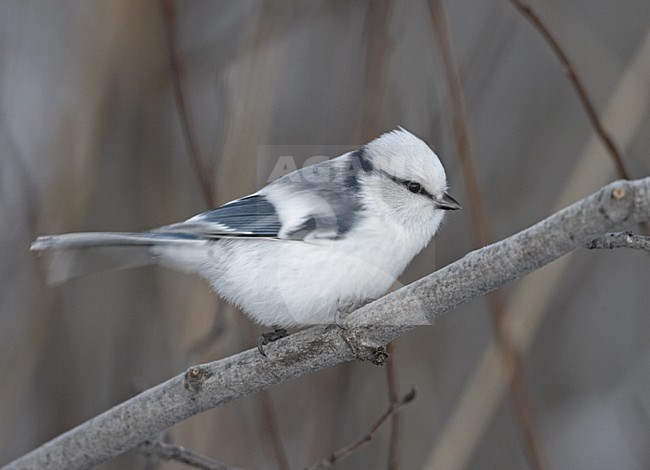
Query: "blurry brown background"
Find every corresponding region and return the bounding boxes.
[2,1,650,469]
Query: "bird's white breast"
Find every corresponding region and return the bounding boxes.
[181,209,443,327]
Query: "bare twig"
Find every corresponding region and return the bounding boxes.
[385,343,401,470]
[511,0,650,239]
[428,2,549,468]
[7,178,650,470]
[158,0,215,205]
[507,0,649,245]
[138,439,243,470]
[428,0,489,243]
[359,0,397,142]
[507,0,629,180]
[237,318,291,470]
[257,387,290,470]
[358,3,402,468]
[305,389,416,470]
[586,231,650,251]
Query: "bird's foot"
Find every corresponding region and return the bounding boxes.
[323,307,351,333]
[334,308,348,330]
[257,327,289,357]
[328,298,375,331]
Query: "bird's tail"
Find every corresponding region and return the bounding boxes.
[30,231,201,284]
[30,231,198,250]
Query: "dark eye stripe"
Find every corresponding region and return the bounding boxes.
[378,169,434,199]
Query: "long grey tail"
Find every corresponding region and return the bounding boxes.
[30,232,199,284]
[31,232,195,251]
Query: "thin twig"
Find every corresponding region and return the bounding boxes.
[586,231,650,251]
[428,0,490,245]
[507,0,650,240]
[257,387,290,470]
[139,440,243,470]
[359,0,397,142]
[385,343,401,470]
[507,0,628,180]
[358,3,402,468]
[241,319,290,470]
[428,2,549,469]
[158,0,215,206]
[305,389,416,470]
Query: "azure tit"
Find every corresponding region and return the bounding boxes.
[32,128,460,329]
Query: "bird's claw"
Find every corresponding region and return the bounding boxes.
[257,327,289,357]
[334,308,348,330]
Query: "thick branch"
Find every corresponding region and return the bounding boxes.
[7,178,650,470]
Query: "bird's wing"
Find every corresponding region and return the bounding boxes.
[156,194,282,238]
[258,152,366,241]
[157,151,367,241]
[158,157,364,241]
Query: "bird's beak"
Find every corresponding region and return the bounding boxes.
[436,192,461,210]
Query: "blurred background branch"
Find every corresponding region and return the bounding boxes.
[306,388,416,470]
[429,1,548,468]
[159,0,216,206]
[507,0,629,180]
[506,0,650,237]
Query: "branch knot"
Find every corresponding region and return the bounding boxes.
[339,327,390,365]
[183,366,212,395]
[599,181,635,224]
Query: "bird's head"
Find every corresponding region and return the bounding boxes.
[359,128,460,230]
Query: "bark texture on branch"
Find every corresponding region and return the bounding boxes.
[586,231,650,251]
[7,178,650,470]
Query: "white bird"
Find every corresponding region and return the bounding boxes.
[31,128,460,332]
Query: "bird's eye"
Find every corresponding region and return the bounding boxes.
[405,181,422,194]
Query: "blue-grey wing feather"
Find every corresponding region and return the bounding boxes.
[156,194,281,238]
[268,148,371,239]
[155,148,371,241]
